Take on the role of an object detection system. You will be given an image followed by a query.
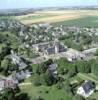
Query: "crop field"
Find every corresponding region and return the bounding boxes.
[53,16,98,27]
[16,10,98,26]
[17,14,57,20]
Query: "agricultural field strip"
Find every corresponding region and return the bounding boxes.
[19,14,58,20]
[16,13,57,20]
[19,14,82,25]
[16,10,98,25]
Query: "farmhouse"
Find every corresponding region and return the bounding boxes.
[77,80,95,98]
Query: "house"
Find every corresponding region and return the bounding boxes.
[14,70,32,81]
[77,80,95,98]
[0,78,18,91]
[10,50,27,70]
[4,79,18,89]
[48,63,58,78]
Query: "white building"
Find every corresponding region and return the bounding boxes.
[77,81,95,98]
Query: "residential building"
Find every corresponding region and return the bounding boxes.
[48,63,58,78]
[10,50,27,70]
[77,80,95,98]
[0,78,18,91]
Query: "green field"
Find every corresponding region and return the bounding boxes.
[20,72,98,100]
[53,16,98,27]
[20,72,82,100]
[20,83,73,100]
[21,14,56,20]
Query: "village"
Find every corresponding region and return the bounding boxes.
[0,18,98,100]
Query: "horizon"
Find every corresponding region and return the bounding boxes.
[0,0,98,9]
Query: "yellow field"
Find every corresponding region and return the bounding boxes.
[15,10,98,25]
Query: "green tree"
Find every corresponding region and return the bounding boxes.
[95,49,98,56]
[43,70,57,86]
[33,74,42,86]
[16,93,30,100]
[2,88,15,100]
[64,79,72,95]
[91,59,98,76]
[1,58,11,75]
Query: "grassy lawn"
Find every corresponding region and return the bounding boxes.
[77,73,98,84]
[20,74,83,100]
[90,92,98,99]
[20,83,73,100]
[19,73,98,100]
[87,73,98,82]
[77,73,98,87]
[53,16,98,27]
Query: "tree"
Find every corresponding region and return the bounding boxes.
[33,74,42,86]
[0,44,11,60]
[64,79,72,95]
[68,64,77,78]
[36,64,43,75]
[43,70,57,86]
[1,58,11,75]
[95,49,98,56]
[36,59,53,74]
[2,88,15,100]
[75,61,91,73]
[91,59,98,76]
[16,93,30,100]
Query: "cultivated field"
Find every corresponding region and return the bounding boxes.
[53,16,98,27]
[16,10,98,25]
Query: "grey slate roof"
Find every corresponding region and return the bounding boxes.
[82,81,95,94]
[49,64,58,71]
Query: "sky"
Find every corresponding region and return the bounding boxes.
[0,0,98,9]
